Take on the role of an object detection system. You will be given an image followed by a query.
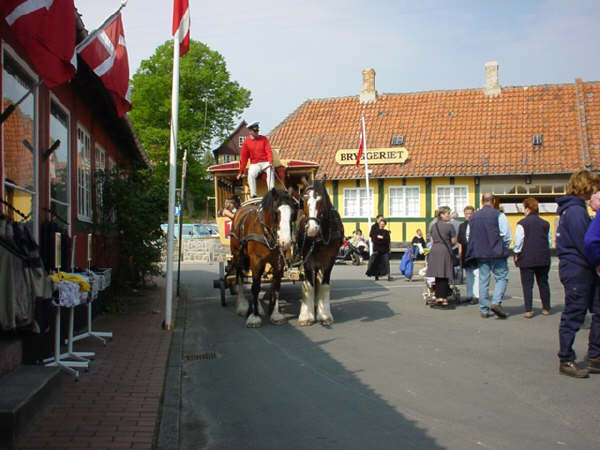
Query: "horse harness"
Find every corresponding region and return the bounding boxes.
[228,204,280,251]
[296,209,342,266]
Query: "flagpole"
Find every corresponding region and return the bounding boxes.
[361,116,373,255]
[165,31,181,330]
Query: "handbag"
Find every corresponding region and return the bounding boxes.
[435,222,460,267]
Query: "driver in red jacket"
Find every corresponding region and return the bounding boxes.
[237,121,274,198]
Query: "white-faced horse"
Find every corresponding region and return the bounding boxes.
[229,189,298,327]
[295,180,344,325]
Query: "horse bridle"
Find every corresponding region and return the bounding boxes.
[303,188,321,228]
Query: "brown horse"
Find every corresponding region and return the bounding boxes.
[229,189,298,327]
[295,180,344,326]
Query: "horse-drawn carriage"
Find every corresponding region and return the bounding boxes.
[208,152,344,327]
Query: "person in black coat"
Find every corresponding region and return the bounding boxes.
[555,170,600,378]
[457,205,478,304]
[411,229,426,260]
[513,197,552,318]
[366,219,392,281]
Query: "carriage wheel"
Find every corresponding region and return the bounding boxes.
[219,280,226,306]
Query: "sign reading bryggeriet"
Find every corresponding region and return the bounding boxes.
[335,147,409,165]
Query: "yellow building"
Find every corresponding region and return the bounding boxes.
[269,64,599,245]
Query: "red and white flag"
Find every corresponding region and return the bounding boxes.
[77,13,131,117]
[172,0,190,56]
[356,129,364,167]
[2,0,77,87]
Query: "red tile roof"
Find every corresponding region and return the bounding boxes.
[269,80,600,179]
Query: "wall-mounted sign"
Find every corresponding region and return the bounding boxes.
[335,147,409,165]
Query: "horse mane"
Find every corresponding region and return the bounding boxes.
[310,180,332,216]
[261,188,295,212]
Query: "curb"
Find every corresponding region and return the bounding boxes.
[156,287,187,449]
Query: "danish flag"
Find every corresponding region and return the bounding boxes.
[172,0,190,56]
[2,0,77,87]
[356,129,364,167]
[77,13,131,117]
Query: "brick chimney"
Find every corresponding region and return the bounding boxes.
[360,68,377,104]
[484,61,501,97]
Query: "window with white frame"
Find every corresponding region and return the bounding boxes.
[238,136,246,147]
[389,186,420,217]
[2,48,38,230]
[49,100,70,231]
[95,145,105,216]
[77,126,92,221]
[436,186,468,216]
[343,187,374,217]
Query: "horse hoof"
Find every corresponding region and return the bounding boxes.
[318,318,334,325]
[298,320,315,327]
[270,315,287,326]
[246,314,262,328]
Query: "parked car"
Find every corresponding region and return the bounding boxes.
[193,224,219,237]
[160,223,219,238]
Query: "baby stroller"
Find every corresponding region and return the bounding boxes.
[419,265,462,309]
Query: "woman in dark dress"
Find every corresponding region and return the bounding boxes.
[426,206,457,305]
[411,228,426,260]
[366,219,391,281]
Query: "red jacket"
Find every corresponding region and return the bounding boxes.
[239,135,273,173]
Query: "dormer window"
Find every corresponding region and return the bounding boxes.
[390,135,405,146]
[533,134,543,146]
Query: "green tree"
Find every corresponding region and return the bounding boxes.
[129,40,251,215]
[96,168,168,287]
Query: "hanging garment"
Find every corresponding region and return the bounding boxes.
[0,220,53,332]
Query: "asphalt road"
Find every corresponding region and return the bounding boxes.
[177,259,600,450]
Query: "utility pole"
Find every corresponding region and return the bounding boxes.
[176,148,188,296]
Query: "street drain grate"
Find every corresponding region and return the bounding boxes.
[184,352,217,361]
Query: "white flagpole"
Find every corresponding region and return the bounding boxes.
[165,33,181,330]
[361,115,373,255]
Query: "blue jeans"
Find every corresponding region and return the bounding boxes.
[465,266,479,298]
[477,258,509,313]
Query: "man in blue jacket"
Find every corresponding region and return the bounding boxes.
[556,170,600,378]
[465,193,511,319]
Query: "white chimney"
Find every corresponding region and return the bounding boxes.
[484,61,501,97]
[360,68,377,104]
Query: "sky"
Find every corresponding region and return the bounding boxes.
[75,0,600,135]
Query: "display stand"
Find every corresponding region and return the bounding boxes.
[44,302,92,378]
[71,235,113,345]
[44,233,94,378]
[71,301,113,345]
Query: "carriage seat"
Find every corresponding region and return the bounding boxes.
[241,197,263,207]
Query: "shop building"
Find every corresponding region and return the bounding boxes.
[1,12,148,270]
[268,63,600,244]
